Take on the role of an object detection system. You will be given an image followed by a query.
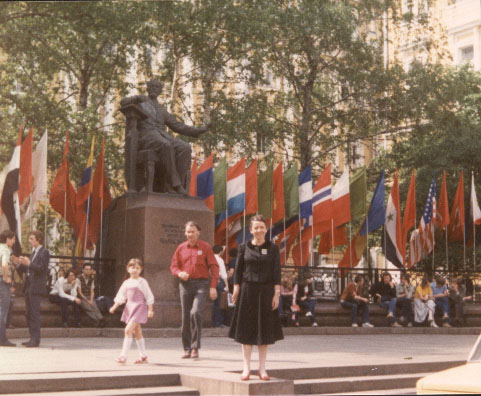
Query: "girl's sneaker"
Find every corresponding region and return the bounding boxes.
[115,356,126,364]
[134,356,148,364]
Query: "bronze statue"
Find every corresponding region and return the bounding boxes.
[120,78,208,194]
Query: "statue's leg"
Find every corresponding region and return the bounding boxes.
[147,134,182,192]
[172,139,192,190]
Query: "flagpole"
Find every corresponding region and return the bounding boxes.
[445,229,448,273]
[331,219,335,269]
[311,218,314,266]
[463,225,466,270]
[283,216,287,265]
[383,226,387,270]
[44,200,48,249]
[366,214,369,271]
[298,213,302,267]
[473,171,476,271]
[432,232,435,273]
[243,210,246,243]
[99,196,104,258]
[83,196,91,256]
[63,190,67,254]
[349,221,353,268]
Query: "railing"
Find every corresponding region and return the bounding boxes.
[13,255,116,297]
[281,266,481,302]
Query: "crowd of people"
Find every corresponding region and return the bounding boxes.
[341,271,473,328]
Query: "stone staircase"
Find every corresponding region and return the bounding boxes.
[2,360,464,395]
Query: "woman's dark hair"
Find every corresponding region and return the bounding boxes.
[249,214,267,228]
[0,230,15,243]
[382,272,392,281]
[435,275,446,286]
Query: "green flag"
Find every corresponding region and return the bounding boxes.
[350,167,367,223]
[284,164,299,219]
[258,165,273,220]
[214,158,227,215]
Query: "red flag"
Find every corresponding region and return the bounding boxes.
[317,226,348,255]
[312,164,332,235]
[245,160,258,216]
[197,154,214,210]
[272,163,285,224]
[448,171,465,242]
[292,229,311,267]
[402,169,416,265]
[87,139,112,247]
[18,128,33,205]
[275,220,299,265]
[49,132,77,230]
[189,156,198,196]
[338,227,367,269]
[436,170,450,229]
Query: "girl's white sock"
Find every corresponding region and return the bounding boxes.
[136,337,147,357]
[120,337,133,357]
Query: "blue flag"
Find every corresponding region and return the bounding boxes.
[360,170,385,236]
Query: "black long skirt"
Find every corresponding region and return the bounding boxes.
[228,282,284,345]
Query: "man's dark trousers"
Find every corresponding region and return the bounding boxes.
[179,279,209,351]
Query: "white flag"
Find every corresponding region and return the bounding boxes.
[471,173,481,225]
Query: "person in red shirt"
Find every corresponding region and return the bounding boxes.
[170,221,219,359]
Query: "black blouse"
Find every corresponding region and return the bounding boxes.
[234,240,281,285]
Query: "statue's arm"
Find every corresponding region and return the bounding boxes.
[162,107,209,137]
[120,95,148,107]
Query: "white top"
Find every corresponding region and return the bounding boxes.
[215,254,228,283]
[50,277,79,302]
[0,243,10,268]
[114,277,154,306]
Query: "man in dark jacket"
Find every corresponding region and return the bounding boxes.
[15,231,49,347]
[370,272,401,327]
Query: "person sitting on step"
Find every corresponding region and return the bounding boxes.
[414,276,437,327]
[49,270,81,328]
[296,272,318,327]
[431,275,452,328]
[448,277,471,327]
[370,272,401,327]
[340,274,373,328]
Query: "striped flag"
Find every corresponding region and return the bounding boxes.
[383,170,403,269]
[408,229,422,268]
[298,165,313,228]
[312,164,332,234]
[471,172,481,225]
[418,176,436,256]
[227,158,246,219]
[332,169,350,226]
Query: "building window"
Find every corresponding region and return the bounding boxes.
[460,46,474,63]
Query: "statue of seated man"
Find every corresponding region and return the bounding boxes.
[120,78,209,194]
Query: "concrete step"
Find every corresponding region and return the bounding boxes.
[6,326,481,340]
[328,388,416,395]
[293,372,430,394]
[7,386,199,396]
[0,372,181,395]
[267,360,465,380]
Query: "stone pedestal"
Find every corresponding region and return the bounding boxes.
[103,192,214,327]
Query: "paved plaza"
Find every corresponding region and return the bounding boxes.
[1,333,477,377]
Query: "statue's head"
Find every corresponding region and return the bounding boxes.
[146,78,163,96]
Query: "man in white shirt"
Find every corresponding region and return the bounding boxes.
[49,270,81,328]
[211,245,229,328]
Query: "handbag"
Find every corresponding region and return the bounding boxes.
[219,291,228,310]
[291,304,300,312]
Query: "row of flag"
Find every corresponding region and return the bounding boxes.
[189,155,481,269]
[49,133,112,256]
[0,129,111,256]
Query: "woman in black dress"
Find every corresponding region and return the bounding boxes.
[228,215,283,381]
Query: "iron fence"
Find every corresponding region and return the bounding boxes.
[13,255,116,297]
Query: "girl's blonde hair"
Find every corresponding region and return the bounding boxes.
[125,258,144,279]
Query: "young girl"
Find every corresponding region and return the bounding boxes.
[110,258,154,364]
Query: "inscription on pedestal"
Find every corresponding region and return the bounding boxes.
[159,223,185,245]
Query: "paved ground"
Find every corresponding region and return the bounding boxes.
[1,333,477,377]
